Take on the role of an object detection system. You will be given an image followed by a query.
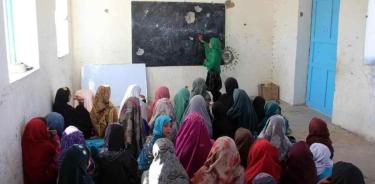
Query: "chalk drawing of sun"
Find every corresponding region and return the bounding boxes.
[222,46,239,72]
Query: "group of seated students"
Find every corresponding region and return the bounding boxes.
[21,77,365,184]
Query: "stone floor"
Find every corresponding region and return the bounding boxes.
[281,103,375,184]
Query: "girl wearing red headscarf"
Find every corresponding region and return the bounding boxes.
[306,117,334,158]
[22,118,60,184]
[245,139,282,183]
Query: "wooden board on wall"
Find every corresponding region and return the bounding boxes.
[132,2,225,67]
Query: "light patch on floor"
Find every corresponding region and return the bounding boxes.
[281,102,375,184]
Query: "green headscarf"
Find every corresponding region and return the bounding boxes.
[173,88,190,125]
[209,37,222,50]
[265,101,281,117]
[203,37,222,74]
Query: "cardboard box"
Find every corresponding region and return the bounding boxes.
[258,83,279,101]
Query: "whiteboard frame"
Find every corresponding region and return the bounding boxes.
[364,0,375,65]
[81,63,148,107]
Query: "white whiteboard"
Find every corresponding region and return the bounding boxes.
[364,0,375,64]
[81,64,148,107]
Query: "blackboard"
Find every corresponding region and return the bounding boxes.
[132,2,225,67]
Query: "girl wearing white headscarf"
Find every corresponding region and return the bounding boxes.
[310,143,333,180]
[182,95,212,137]
[142,138,189,184]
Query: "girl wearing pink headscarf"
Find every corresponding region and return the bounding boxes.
[148,86,170,121]
[175,112,213,177]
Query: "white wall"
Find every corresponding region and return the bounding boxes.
[272,0,299,104]
[0,0,74,183]
[332,0,375,141]
[71,0,274,98]
[294,0,312,104]
[271,0,311,105]
[270,0,375,142]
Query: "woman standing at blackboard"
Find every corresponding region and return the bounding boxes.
[198,34,223,102]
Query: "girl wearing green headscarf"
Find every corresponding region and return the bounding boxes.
[198,35,223,102]
[173,87,190,125]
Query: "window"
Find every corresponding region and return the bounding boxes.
[364,0,375,64]
[3,0,40,82]
[55,0,69,58]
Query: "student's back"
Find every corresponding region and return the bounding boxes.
[95,123,140,184]
[53,87,77,128]
[75,103,93,139]
[96,151,139,184]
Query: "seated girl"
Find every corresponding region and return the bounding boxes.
[310,143,333,180]
[22,118,60,184]
[90,85,118,137]
[96,123,140,184]
[138,115,172,171]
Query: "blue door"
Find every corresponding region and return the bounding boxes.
[306,0,340,116]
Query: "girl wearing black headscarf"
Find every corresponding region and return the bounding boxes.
[53,87,77,128]
[331,161,365,184]
[75,99,94,139]
[252,96,266,124]
[96,124,140,184]
[317,161,365,184]
[212,101,234,139]
[216,77,239,112]
[58,144,93,184]
[227,89,258,133]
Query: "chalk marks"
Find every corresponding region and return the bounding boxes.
[131,2,225,66]
[185,11,196,24]
[136,48,145,56]
[194,5,203,12]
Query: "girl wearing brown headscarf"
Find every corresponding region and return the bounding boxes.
[235,128,255,168]
[306,117,334,158]
[90,85,118,137]
[281,141,318,184]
